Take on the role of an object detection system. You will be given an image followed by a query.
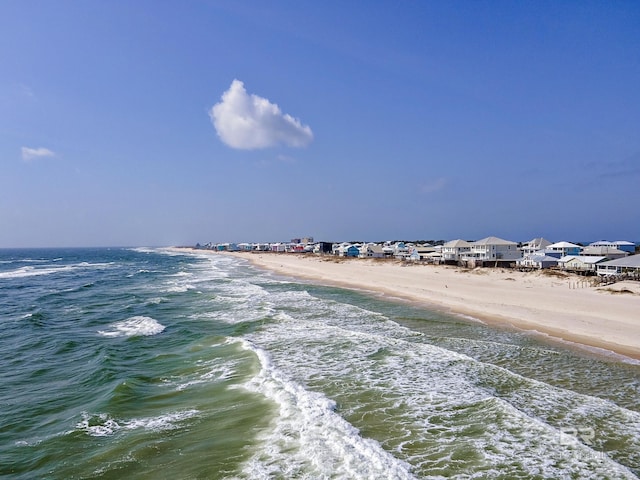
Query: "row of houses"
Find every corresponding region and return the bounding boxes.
[437,237,639,276]
[196,237,639,276]
[331,241,429,259]
[513,239,638,276]
[196,240,331,254]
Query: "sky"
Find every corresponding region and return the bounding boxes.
[1,1,639,247]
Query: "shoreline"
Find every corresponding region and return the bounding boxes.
[179,248,640,361]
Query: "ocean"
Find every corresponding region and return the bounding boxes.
[1,247,639,479]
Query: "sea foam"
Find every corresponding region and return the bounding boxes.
[75,409,199,437]
[0,265,74,279]
[0,261,113,279]
[238,339,415,479]
[239,286,640,478]
[98,316,165,338]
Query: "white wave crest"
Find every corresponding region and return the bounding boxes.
[98,316,165,338]
[165,284,195,293]
[0,261,113,279]
[146,297,168,305]
[124,409,199,431]
[75,413,122,437]
[238,339,415,479]
[171,271,192,277]
[0,265,75,279]
[75,409,199,437]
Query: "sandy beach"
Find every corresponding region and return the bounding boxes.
[185,250,640,360]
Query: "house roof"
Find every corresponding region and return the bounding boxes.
[615,241,636,247]
[548,241,581,249]
[524,237,553,247]
[443,239,472,248]
[598,254,640,268]
[590,240,635,247]
[558,255,607,264]
[581,246,627,256]
[473,236,517,246]
[517,254,559,263]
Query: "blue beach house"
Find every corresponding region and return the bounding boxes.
[344,245,360,257]
[545,241,582,258]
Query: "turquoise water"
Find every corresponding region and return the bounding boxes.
[1,248,638,479]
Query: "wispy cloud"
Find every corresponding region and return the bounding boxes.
[21,147,56,162]
[581,152,640,185]
[209,79,313,150]
[276,154,297,164]
[597,153,640,179]
[420,177,447,194]
[18,83,36,100]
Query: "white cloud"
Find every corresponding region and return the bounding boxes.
[420,177,447,194]
[21,147,56,162]
[210,79,313,150]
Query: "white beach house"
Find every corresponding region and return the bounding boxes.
[520,237,553,256]
[270,242,287,253]
[332,242,350,255]
[546,241,582,257]
[392,242,410,258]
[359,243,385,258]
[412,244,437,261]
[516,253,559,269]
[462,236,520,262]
[597,254,640,276]
[557,255,607,274]
[441,239,472,263]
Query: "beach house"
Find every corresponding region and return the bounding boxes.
[557,255,607,274]
[270,243,287,253]
[287,243,306,253]
[412,244,437,261]
[546,241,582,258]
[313,242,334,254]
[516,253,559,270]
[342,245,360,257]
[215,243,237,251]
[581,246,628,260]
[334,243,360,257]
[441,239,472,263]
[460,236,520,266]
[589,241,636,254]
[520,237,553,256]
[596,254,640,276]
[392,242,410,259]
[332,242,350,255]
[359,243,385,258]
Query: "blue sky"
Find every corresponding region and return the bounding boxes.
[1,1,639,247]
